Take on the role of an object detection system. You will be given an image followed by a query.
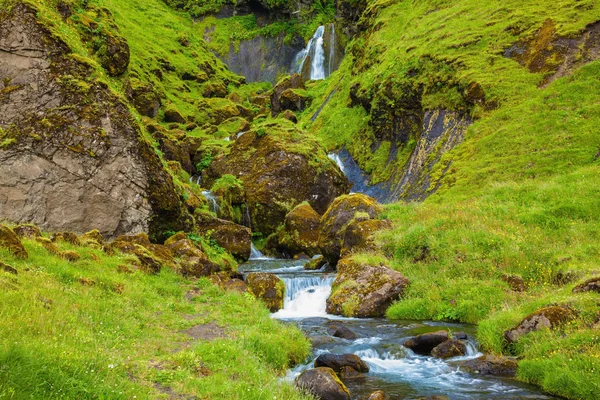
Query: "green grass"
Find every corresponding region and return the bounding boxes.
[0,236,310,399]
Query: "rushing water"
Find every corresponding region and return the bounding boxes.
[239,259,558,400]
[201,190,220,214]
[294,24,335,80]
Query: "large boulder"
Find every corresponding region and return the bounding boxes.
[457,355,518,377]
[319,194,383,266]
[245,272,285,312]
[0,3,190,240]
[430,339,467,359]
[504,306,577,343]
[270,74,305,116]
[340,219,392,258]
[195,213,251,261]
[326,257,409,318]
[204,126,349,236]
[403,331,449,355]
[111,233,175,274]
[314,353,369,374]
[294,367,350,400]
[268,203,321,258]
[0,225,28,259]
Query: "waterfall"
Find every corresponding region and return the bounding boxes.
[272,275,336,319]
[328,153,346,175]
[294,25,328,81]
[328,23,336,76]
[202,190,219,214]
[250,244,271,260]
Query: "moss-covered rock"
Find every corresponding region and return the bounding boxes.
[319,194,383,266]
[51,231,81,246]
[195,212,251,261]
[294,367,350,400]
[60,250,81,262]
[164,236,221,277]
[125,78,161,118]
[79,229,105,249]
[245,272,285,312]
[326,257,409,318]
[305,255,327,271]
[0,225,28,259]
[314,353,369,374]
[12,224,41,239]
[0,261,18,275]
[367,390,388,400]
[573,277,600,294]
[270,74,305,116]
[430,339,467,359]
[504,306,577,343]
[458,355,518,377]
[36,237,61,256]
[341,218,392,258]
[204,125,349,236]
[268,203,321,258]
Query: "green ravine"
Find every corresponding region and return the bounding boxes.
[1,0,600,398]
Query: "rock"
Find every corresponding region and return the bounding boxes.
[367,390,388,400]
[430,339,467,359]
[279,89,311,113]
[573,277,600,294]
[319,194,383,266]
[314,353,369,374]
[281,109,298,123]
[504,306,577,343]
[222,279,252,294]
[195,213,251,261]
[403,331,449,355]
[327,324,357,340]
[12,224,41,239]
[458,355,518,377]
[126,78,160,117]
[164,237,220,277]
[100,33,130,76]
[338,365,365,380]
[164,105,187,124]
[51,231,81,246]
[202,81,228,98]
[417,397,449,400]
[269,203,321,258]
[0,261,18,275]
[0,4,190,241]
[0,225,28,259]
[326,257,409,318]
[79,229,104,249]
[294,367,350,400]
[311,335,337,347]
[36,237,60,255]
[340,219,392,257]
[60,250,80,262]
[271,74,305,116]
[305,255,327,271]
[204,127,349,236]
[501,274,526,292]
[245,272,285,312]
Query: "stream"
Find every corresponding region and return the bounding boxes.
[240,258,558,400]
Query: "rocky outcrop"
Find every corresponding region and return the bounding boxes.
[314,353,369,374]
[267,203,321,258]
[204,127,349,235]
[319,194,383,266]
[504,306,577,343]
[245,272,285,312]
[0,3,190,240]
[457,355,518,377]
[326,257,409,318]
[294,367,351,400]
[403,331,449,355]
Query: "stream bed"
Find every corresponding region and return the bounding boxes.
[240,259,557,400]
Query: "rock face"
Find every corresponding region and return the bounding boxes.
[319,194,383,266]
[326,257,409,318]
[245,272,285,312]
[294,367,351,400]
[403,331,449,355]
[268,203,321,258]
[504,306,577,343]
[314,353,369,374]
[458,355,518,377]
[204,128,349,236]
[430,339,467,359]
[0,3,190,240]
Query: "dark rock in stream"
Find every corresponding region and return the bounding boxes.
[457,355,518,377]
[430,339,467,359]
[327,324,358,340]
[403,330,449,355]
[295,367,351,400]
[314,353,369,374]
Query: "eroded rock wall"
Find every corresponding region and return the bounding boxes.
[0,3,189,240]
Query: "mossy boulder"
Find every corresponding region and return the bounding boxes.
[126,78,160,117]
[0,261,18,275]
[314,353,369,374]
[245,272,285,312]
[12,224,41,239]
[319,194,383,266]
[268,203,321,258]
[270,74,305,116]
[430,339,467,359]
[573,277,600,294]
[305,255,327,271]
[279,89,311,113]
[501,274,526,292]
[195,212,251,261]
[60,250,81,262]
[79,229,104,249]
[403,331,449,355]
[36,237,60,255]
[326,257,409,318]
[210,175,246,225]
[504,305,577,343]
[164,105,187,124]
[294,367,350,400]
[202,81,228,98]
[340,218,392,258]
[111,233,175,274]
[457,355,518,377]
[204,126,349,236]
[367,391,388,400]
[51,231,81,246]
[0,225,28,259]
[164,236,221,277]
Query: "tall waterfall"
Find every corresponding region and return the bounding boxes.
[294,24,337,81]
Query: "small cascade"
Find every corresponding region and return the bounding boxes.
[328,152,346,175]
[294,25,331,80]
[328,23,336,76]
[202,190,219,214]
[273,275,336,319]
[250,244,272,260]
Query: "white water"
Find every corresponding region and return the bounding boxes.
[249,244,272,260]
[328,23,336,76]
[202,190,219,214]
[328,152,346,175]
[273,275,335,319]
[294,25,330,80]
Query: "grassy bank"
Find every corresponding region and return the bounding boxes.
[0,235,310,399]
